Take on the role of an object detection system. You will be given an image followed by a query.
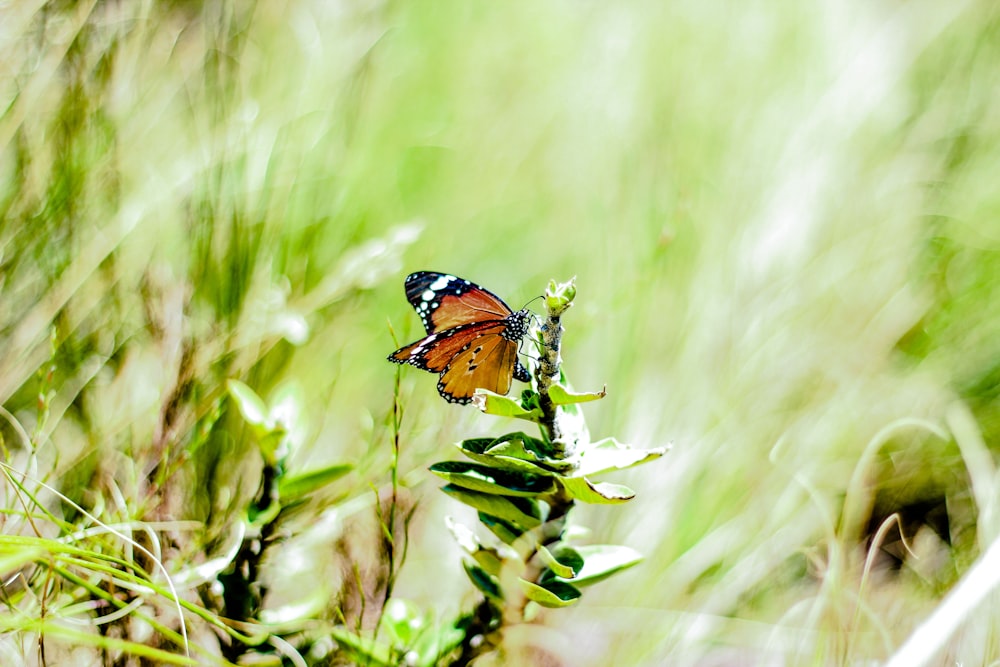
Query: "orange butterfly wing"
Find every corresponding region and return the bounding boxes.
[389,321,504,373]
[436,326,520,403]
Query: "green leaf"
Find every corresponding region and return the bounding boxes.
[458,433,574,475]
[560,545,643,586]
[519,388,542,413]
[478,512,525,545]
[430,461,554,497]
[464,561,502,601]
[278,463,353,500]
[441,485,543,529]
[257,428,288,465]
[458,449,550,476]
[445,517,512,576]
[486,433,562,466]
[227,379,292,464]
[548,383,606,405]
[472,390,543,420]
[227,379,271,432]
[538,545,583,579]
[484,432,549,459]
[573,437,668,477]
[519,579,581,608]
[561,477,635,504]
[456,437,497,455]
[549,371,591,446]
[473,547,506,577]
[248,499,281,526]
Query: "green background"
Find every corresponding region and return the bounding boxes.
[3,1,1000,663]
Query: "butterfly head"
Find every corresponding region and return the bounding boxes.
[501,308,533,342]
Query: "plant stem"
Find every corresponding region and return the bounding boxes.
[535,281,574,452]
[536,314,564,444]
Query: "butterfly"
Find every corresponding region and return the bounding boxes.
[388,271,533,404]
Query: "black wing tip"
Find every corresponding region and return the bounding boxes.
[405,270,447,282]
[405,271,472,287]
[387,349,410,364]
[437,388,473,405]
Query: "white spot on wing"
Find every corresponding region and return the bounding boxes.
[429,275,456,291]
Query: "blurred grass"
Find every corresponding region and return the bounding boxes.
[3,0,1000,664]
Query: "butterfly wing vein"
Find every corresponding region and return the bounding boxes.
[404,271,514,334]
[438,330,518,403]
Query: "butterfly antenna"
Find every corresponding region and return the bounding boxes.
[520,294,545,312]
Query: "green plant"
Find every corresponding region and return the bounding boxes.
[439,277,665,664]
[357,277,663,665]
[221,380,354,662]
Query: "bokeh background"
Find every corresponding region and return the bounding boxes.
[3,0,1000,664]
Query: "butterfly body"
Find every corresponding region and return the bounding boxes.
[388,272,532,404]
